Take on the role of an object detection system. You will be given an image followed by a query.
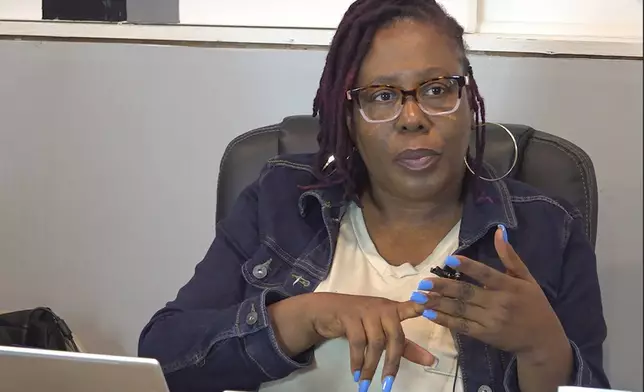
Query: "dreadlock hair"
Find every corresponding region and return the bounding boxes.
[310,0,487,202]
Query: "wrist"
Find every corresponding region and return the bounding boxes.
[515,331,574,392]
[518,331,571,367]
[268,293,324,357]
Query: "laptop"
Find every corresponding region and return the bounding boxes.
[0,345,170,392]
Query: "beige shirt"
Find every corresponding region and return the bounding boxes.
[260,202,464,392]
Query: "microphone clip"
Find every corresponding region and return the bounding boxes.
[430,265,462,280]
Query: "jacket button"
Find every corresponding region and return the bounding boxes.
[478,385,492,392]
[245,311,258,325]
[252,259,272,279]
[252,265,268,279]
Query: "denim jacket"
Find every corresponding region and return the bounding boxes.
[139,153,610,392]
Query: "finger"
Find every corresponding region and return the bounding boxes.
[359,317,386,388]
[344,317,367,383]
[380,313,405,386]
[402,339,436,367]
[396,300,425,321]
[421,294,490,327]
[416,278,491,307]
[494,224,535,282]
[442,255,511,290]
[422,308,485,338]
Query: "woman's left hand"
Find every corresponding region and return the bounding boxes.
[411,225,569,358]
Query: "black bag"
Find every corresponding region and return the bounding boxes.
[0,307,79,351]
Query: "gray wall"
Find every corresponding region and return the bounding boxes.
[0,40,641,391]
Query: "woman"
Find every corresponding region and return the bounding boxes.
[139,1,610,391]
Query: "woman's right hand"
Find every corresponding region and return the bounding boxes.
[269,292,435,391]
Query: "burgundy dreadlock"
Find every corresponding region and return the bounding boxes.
[310,0,487,201]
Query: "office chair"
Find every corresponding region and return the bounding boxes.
[216,116,598,249]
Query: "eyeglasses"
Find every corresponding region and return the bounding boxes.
[346,75,469,123]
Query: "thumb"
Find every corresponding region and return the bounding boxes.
[403,339,437,367]
[494,224,535,282]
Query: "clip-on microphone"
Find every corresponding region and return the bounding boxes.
[430,265,462,280]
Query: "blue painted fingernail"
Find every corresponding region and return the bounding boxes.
[423,309,437,320]
[417,280,433,291]
[498,224,508,242]
[410,292,428,305]
[359,379,372,392]
[445,255,460,268]
[382,376,395,392]
[353,370,361,382]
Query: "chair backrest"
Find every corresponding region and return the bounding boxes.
[217,115,598,248]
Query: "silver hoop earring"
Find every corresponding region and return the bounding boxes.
[464,122,518,182]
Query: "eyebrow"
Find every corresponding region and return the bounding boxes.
[369,67,457,86]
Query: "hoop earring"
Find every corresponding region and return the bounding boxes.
[464,122,518,182]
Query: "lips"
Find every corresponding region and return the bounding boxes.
[394,148,441,171]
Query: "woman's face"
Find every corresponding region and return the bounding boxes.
[351,19,472,202]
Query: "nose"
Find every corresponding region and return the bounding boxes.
[395,96,432,133]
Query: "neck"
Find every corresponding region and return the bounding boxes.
[362,179,464,227]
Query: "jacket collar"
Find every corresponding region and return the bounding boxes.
[298,164,518,243]
[459,165,518,248]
